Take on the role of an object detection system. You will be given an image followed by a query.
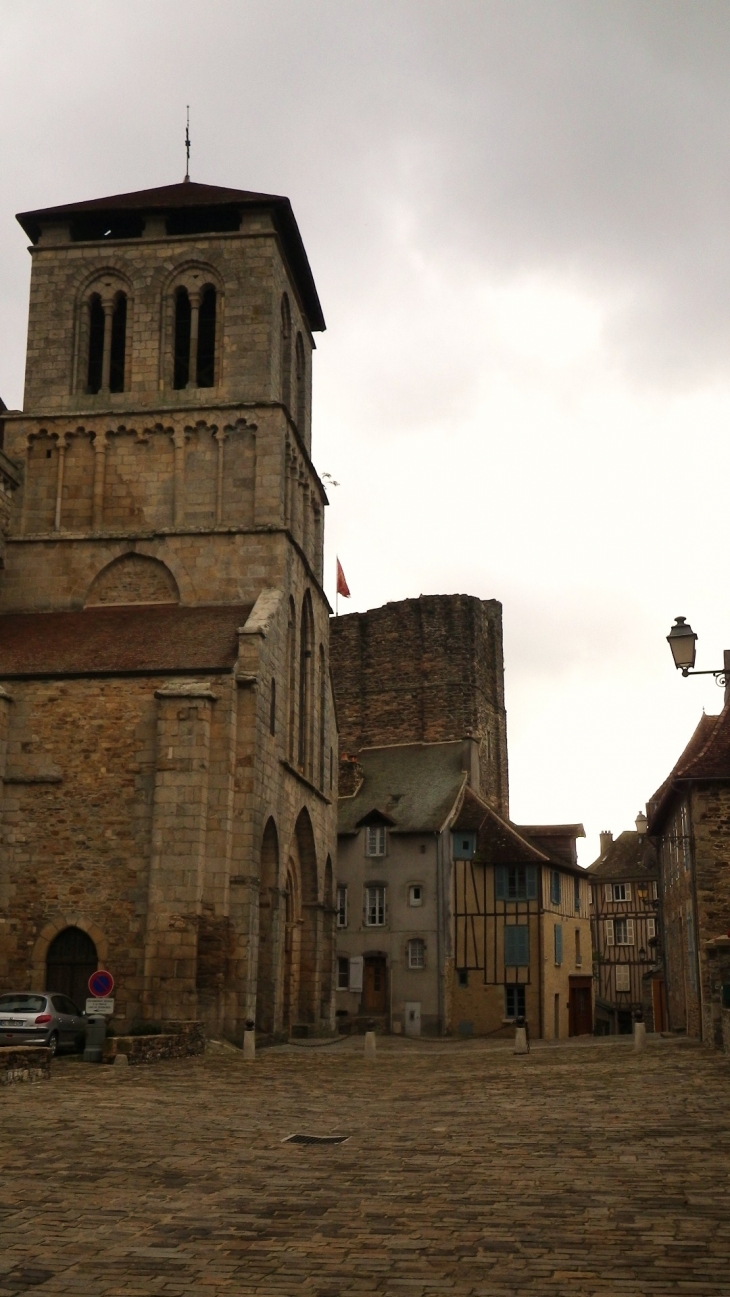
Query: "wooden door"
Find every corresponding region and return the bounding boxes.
[363,957,387,1014]
[652,977,667,1033]
[569,977,593,1036]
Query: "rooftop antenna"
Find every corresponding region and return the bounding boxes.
[184,106,191,182]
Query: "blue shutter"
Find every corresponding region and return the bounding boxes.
[495,867,507,900]
[526,866,537,900]
[554,923,563,964]
[505,925,529,966]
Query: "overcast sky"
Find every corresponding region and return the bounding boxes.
[2,1,730,863]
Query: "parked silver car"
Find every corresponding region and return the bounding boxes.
[0,992,87,1056]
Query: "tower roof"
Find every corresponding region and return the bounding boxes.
[16,180,325,331]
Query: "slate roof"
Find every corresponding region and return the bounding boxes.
[16,180,325,332]
[647,709,729,832]
[586,830,658,880]
[0,604,252,677]
[452,787,550,866]
[338,742,466,834]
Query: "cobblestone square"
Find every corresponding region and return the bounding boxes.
[1,1036,729,1296]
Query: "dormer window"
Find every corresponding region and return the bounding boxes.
[365,825,386,857]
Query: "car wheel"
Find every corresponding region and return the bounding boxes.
[47,1032,59,1058]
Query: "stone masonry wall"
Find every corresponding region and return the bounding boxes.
[330,595,509,815]
[690,784,730,1042]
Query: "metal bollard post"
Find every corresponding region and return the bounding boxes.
[243,1018,256,1062]
[83,1015,107,1064]
[364,1017,377,1061]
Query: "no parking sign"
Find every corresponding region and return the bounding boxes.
[88,969,114,998]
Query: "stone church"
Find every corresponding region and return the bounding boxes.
[0,179,338,1040]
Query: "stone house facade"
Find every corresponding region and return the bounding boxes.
[587,823,663,1034]
[648,705,730,1043]
[331,594,591,1038]
[0,180,337,1040]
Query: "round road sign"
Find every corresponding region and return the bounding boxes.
[88,969,114,997]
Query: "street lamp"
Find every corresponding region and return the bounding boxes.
[666,617,729,686]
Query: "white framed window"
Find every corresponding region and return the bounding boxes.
[611,882,631,902]
[365,825,386,857]
[615,965,630,992]
[365,885,386,927]
[605,919,614,946]
[336,957,349,990]
[614,918,634,945]
[408,884,423,907]
[407,938,425,969]
[652,881,658,900]
[647,917,656,940]
[336,884,348,928]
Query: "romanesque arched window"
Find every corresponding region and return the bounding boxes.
[318,644,326,790]
[174,287,192,389]
[295,332,306,432]
[197,285,216,387]
[298,592,314,775]
[287,596,297,763]
[86,289,127,394]
[281,294,292,410]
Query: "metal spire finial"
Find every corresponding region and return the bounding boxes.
[184,106,191,182]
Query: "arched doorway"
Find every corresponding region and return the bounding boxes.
[295,808,319,1024]
[46,927,97,1009]
[255,818,280,1033]
[282,865,301,1032]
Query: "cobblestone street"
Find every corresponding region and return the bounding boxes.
[1,1036,729,1296]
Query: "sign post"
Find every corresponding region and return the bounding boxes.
[83,970,115,1064]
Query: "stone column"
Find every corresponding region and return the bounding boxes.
[53,438,66,532]
[173,428,187,528]
[92,431,107,530]
[142,683,216,1022]
[187,291,200,389]
[214,429,228,525]
[100,299,114,393]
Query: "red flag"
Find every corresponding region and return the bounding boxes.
[336,558,351,598]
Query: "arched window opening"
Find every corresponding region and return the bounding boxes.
[298,593,314,775]
[109,292,127,393]
[197,285,216,387]
[86,294,105,394]
[270,678,277,736]
[281,294,292,409]
[173,287,191,389]
[318,645,326,790]
[287,598,297,763]
[46,926,98,1009]
[295,332,306,432]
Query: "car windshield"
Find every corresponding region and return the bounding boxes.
[0,994,47,1013]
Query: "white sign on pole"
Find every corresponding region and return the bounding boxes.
[85,997,114,1016]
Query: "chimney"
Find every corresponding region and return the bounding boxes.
[635,812,648,836]
[461,736,480,791]
[599,830,613,856]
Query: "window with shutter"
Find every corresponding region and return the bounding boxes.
[337,957,349,990]
[364,885,386,926]
[647,917,656,939]
[336,885,348,928]
[495,866,537,900]
[605,919,615,946]
[504,924,529,966]
[605,883,613,904]
[626,919,634,945]
[349,956,363,991]
[365,825,386,857]
[554,923,563,965]
[574,876,581,913]
[550,871,561,906]
[615,965,630,992]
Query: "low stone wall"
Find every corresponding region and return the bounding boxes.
[102,1020,205,1066]
[0,1045,51,1084]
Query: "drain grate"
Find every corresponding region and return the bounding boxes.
[283,1133,349,1145]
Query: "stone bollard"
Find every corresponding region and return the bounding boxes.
[634,1020,647,1052]
[364,1018,376,1061]
[114,1052,129,1067]
[243,1019,256,1062]
[514,1025,529,1055]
